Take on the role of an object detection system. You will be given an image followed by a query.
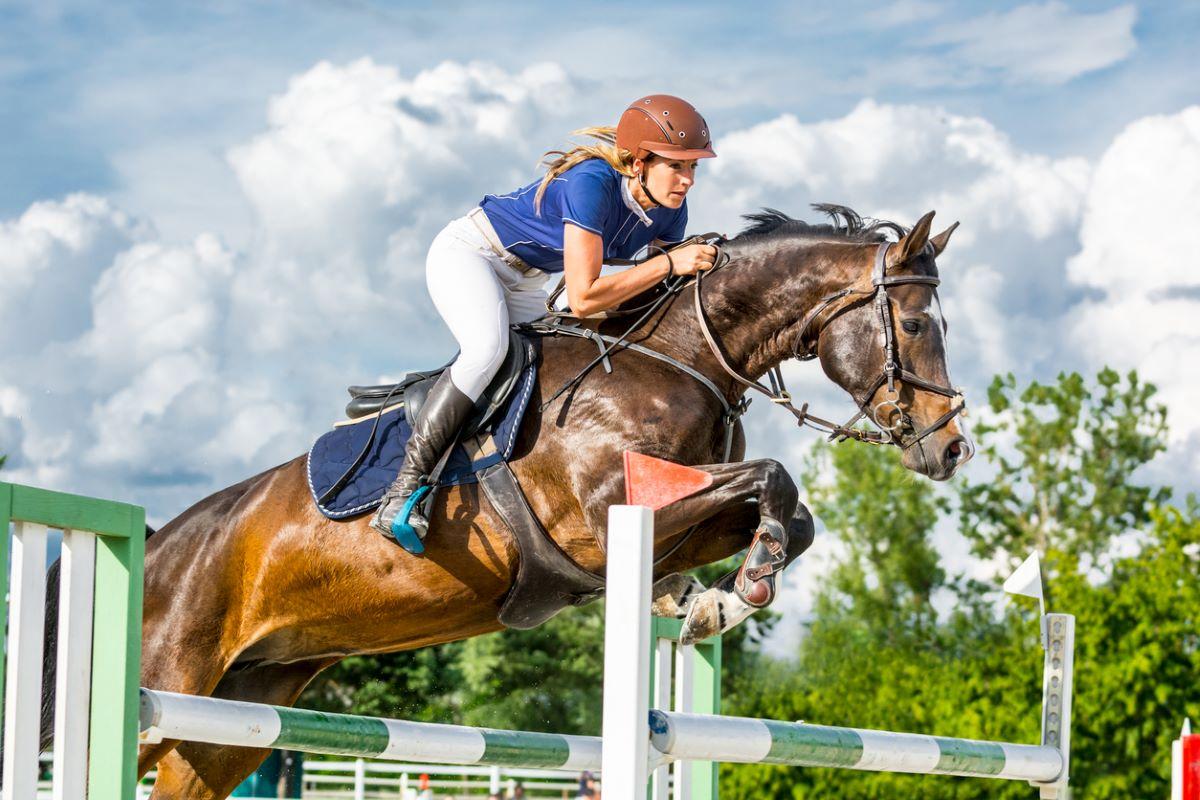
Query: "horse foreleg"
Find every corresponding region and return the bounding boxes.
[642,459,815,643]
[148,659,335,800]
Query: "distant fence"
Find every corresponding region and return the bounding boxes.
[33,758,583,799]
[302,759,586,798]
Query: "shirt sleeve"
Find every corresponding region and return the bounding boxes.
[658,202,688,243]
[559,171,612,235]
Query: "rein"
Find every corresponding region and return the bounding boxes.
[534,234,966,460]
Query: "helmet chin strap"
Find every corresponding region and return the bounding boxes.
[637,169,664,208]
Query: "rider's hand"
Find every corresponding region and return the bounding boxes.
[669,244,718,276]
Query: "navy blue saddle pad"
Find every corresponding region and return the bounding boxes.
[306,361,537,520]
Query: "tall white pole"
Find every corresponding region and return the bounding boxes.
[2,522,49,800]
[53,529,97,800]
[601,505,655,798]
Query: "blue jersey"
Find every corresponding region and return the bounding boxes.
[478,158,687,274]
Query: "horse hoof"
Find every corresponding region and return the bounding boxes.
[651,573,706,619]
[679,591,724,645]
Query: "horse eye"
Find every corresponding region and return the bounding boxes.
[901,320,920,334]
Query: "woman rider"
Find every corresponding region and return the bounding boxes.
[372,94,719,553]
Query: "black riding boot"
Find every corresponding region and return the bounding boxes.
[371,370,475,552]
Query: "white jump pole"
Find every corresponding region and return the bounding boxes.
[600,504,655,797]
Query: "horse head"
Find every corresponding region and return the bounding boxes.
[812,210,974,480]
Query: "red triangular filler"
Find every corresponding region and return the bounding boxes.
[623,451,713,510]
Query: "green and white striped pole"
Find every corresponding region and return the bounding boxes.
[648,711,1064,783]
[140,689,603,771]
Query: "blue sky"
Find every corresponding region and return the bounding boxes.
[3,0,1196,216]
[2,1,1198,646]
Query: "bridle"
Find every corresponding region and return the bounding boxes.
[693,240,966,449]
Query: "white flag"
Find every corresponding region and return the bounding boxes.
[1003,551,1044,600]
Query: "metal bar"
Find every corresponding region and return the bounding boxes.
[649,711,1064,783]
[1035,613,1074,798]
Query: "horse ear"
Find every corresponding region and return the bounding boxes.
[888,211,935,269]
[930,221,959,258]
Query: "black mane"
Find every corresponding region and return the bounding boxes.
[732,204,906,245]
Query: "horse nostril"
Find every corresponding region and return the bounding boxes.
[945,438,965,464]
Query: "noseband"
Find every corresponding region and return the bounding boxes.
[695,240,966,449]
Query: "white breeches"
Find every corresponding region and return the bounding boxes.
[425,210,550,401]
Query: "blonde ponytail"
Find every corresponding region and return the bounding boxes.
[533,126,638,215]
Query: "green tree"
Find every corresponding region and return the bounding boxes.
[724,369,1189,798]
[1051,502,1200,798]
[720,441,1034,798]
[801,439,949,636]
[958,369,1169,566]
[301,641,464,723]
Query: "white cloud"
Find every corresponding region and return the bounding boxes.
[228,58,570,250]
[692,99,1091,393]
[869,0,943,28]
[698,99,1089,240]
[224,58,575,357]
[929,2,1137,85]
[0,194,151,349]
[1066,106,1200,454]
[0,58,578,516]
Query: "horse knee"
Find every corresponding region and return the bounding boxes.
[754,458,799,512]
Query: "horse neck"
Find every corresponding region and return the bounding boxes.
[651,239,863,384]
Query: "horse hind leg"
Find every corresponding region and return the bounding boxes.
[638,460,815,644]
[148,659,334,800]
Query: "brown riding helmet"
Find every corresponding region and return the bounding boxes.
[616,95,717,161]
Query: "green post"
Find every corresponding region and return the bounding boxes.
[1,482,144,800]
[649,617,721,799]
[690,631,721,797]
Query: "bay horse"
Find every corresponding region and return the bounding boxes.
[59,205,973,798]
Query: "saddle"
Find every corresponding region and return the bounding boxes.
[343,330,531,437]
[314,328,604,629]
